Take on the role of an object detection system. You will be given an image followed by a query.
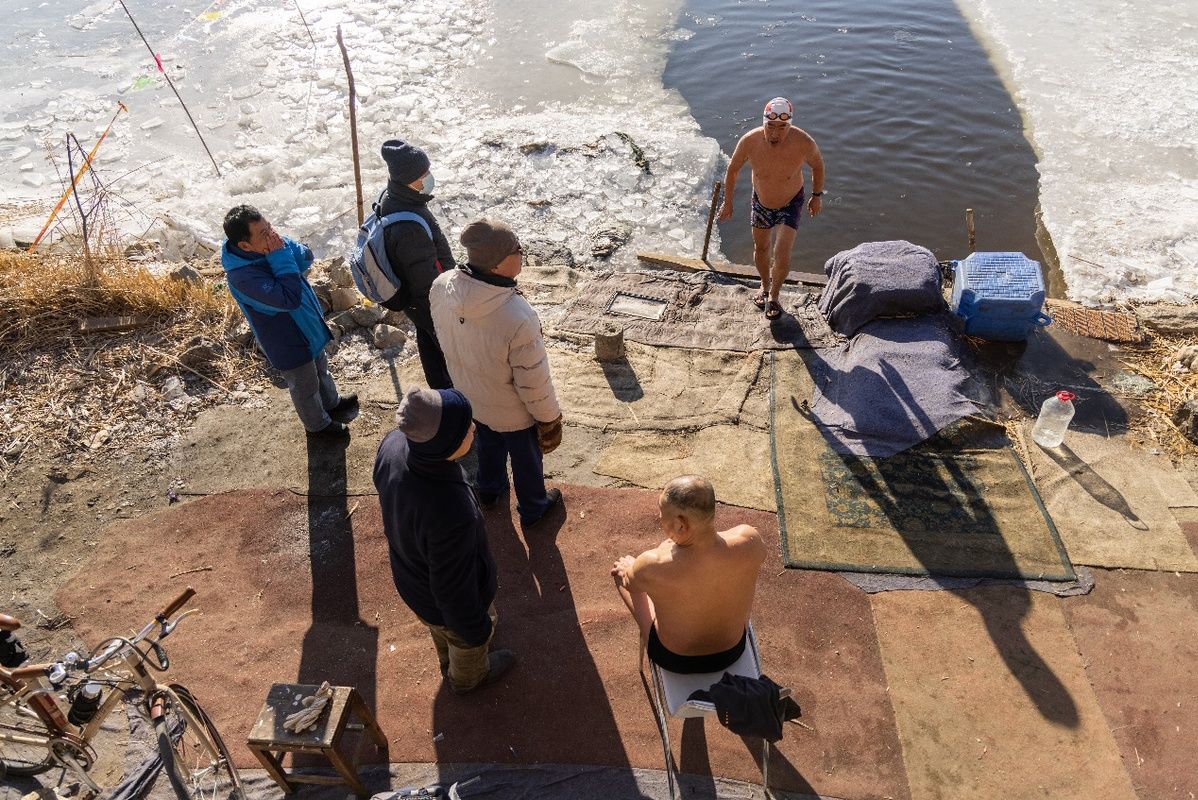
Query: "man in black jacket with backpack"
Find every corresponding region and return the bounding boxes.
[377,139,455,389]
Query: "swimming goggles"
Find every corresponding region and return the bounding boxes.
[764,111,792,121]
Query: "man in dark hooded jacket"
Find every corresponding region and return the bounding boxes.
[376,139,455,389]
[374,386,516,694]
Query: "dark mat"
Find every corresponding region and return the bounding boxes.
[55,485,910,800]
[555,270,839,351]
[771,351,1074,580]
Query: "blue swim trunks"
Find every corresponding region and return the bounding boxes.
[751,187,805,230]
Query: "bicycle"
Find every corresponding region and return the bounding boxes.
[0,588,245,800]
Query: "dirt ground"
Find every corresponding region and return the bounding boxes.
[5,263,1198,800]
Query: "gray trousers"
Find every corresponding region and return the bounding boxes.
[280,353,341,432]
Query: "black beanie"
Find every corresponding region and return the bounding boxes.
[381,139,431,185]
[396,387,473,461]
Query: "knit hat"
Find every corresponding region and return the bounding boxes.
[460,218,521,272]
[381,139,431,185]
[395,386,473,461]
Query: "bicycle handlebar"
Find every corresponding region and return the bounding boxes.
[7,590,200,682]
[159,587,196,620]
[8,664,50,680]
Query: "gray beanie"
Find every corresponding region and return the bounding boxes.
[381,139,430,185]
[460,218,521,272]
[395,386,473,461]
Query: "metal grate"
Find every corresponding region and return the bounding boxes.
[605,292,668,320]
[958,252,1043,300]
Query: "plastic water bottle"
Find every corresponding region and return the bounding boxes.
[1032,390,1076,448]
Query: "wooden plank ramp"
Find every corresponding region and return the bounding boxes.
[636,251,828,287]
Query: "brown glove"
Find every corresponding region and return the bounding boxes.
[537,415,563,454]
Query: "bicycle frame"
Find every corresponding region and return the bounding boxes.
[1,589,203,793]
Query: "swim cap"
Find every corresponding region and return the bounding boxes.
[763,97,793,123]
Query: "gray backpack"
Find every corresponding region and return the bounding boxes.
[349,195,434,306]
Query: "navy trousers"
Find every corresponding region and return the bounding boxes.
[475,421,549,525]
[415,325,453,390]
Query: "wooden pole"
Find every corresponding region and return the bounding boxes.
[336,25,364,227]
[701,180,722,262]
[117,0,221,178]
[966,208,976,252]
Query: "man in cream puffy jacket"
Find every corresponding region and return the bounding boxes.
[430,218,564,527]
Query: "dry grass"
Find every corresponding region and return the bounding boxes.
[1116,332,1198,459]
[0,251,269,469]
[0,251,233,355]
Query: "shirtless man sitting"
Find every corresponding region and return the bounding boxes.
[718,97,825,321]
[611,475,766,673]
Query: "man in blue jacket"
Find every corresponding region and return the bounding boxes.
[221,205,356,435]
[374,386,516,695]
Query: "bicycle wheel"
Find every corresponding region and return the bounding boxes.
[0,675,55,776]
[152,684,245,800]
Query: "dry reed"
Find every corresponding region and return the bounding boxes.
[0,250,268,469]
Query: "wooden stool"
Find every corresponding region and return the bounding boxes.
[247,683,388,798]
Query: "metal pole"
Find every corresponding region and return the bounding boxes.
[966,207,976,253]
[337,25,365,227]
[117,0,221,177]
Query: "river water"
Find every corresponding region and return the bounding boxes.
[0,0,1192,302]
[663,0,1045,282]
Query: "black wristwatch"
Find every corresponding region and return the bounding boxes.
[812,191,824,197]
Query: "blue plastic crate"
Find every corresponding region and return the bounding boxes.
[950,252,1052,341]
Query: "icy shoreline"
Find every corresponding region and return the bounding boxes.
[2,0,1194,304]
[953,0,1198,305]
[0,0,717,270]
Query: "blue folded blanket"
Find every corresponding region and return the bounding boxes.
[818,240,945,337]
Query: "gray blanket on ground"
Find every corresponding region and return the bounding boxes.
[818,240,945,337]
[809,314,978,457]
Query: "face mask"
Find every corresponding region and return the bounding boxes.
[421,173,436,194]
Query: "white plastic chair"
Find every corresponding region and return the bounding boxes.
[646,623,786,799]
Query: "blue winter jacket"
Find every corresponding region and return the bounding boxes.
[221,238,332,371]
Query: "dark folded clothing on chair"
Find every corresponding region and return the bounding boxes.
[647,625,746,674]
[689,672,802,742]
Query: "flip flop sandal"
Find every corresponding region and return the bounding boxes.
[765,299,783,320]
[752,291,768,310]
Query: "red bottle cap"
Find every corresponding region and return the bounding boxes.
[1056,391,1076,403]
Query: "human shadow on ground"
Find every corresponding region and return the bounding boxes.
[296,432,382,764]
[972,327,1131,434]
[782,323,1080,728]
[431,499,647,797]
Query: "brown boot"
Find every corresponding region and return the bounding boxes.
[451,649,516,695]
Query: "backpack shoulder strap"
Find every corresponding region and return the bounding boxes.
[377,211,434,241]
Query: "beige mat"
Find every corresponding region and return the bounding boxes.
[772,352,1073,579]
[554,270,838,351]
[1023,427,1198,571]
[550,342,764,432]
[873,589,1138,800]
[593,425,775,511]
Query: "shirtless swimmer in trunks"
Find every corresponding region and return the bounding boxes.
[719,97,825,320]
[611,475,765,673]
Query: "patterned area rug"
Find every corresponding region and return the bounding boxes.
[771,351,1074,579]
